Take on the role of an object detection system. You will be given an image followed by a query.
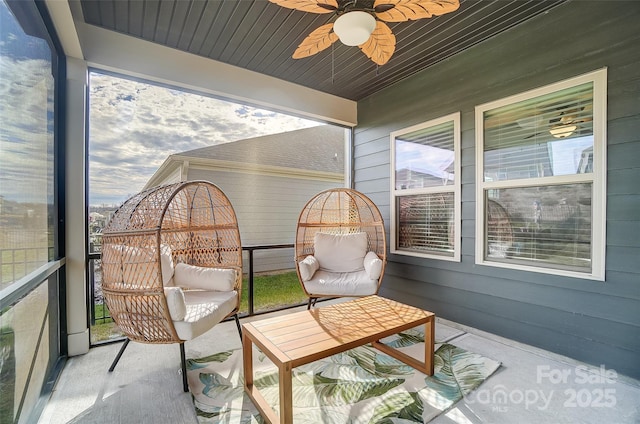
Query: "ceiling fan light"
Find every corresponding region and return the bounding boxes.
[333,11,376,46]
[549,124,577,138]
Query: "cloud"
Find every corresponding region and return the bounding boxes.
[0,55,54,204]
[87,72,321,206]
[0,59,322,206]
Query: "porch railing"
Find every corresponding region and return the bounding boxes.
[87,243,311,345]
[1,247,51,291]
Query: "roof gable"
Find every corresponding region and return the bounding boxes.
[178,125,345,173]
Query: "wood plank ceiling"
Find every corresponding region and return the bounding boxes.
[77,0,565,101]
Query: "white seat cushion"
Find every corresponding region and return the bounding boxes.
[172,290,238,340]
[303,269,378,297]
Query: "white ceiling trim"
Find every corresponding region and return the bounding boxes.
[73,20,357,126]
[44,0,84,59]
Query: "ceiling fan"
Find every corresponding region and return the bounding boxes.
[524,104,593,139]
[268,0,460,65]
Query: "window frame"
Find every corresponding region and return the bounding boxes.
[390,112,461,261]
[474,68,607,280]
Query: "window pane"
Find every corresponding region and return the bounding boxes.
[395,121,455,189]
[486,184,592,272]
[0,1,55,290]
[483,83,594,182]
[397,193,454,256]
[0,280,51,422]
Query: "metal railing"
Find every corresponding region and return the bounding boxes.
[87,243,310,344]
[0,247,51,291]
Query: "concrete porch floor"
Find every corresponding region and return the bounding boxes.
[39,301,640,424]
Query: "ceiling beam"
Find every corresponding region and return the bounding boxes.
[67,17,357,126]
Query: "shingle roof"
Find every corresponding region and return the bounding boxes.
[177,125,346,173]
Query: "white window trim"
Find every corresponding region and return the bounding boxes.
[390,112,461,261]
[475,68,607,280]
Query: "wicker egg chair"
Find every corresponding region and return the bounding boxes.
[295,188,386,309]
[101,181,243,392]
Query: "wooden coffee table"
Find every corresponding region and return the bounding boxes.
[242,295,435,424]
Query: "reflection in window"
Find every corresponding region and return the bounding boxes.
[395,121,455,190]
[397,193,455,255]
[391,113,460,260]
[483,82,594,182]
[0,0,54,290]
[476,69,606,279]
[0,1,60,422]
[486,185,592,272]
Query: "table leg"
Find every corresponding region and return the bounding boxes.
[242,331,253,389]
[424,317,435,376]
[279,362,293,424]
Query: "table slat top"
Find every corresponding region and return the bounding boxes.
[243,296,433,366]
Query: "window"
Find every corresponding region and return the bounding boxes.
[0,0,64,422]
[475,69,607,280]
[390,113,461,260]
[0,0,56,290]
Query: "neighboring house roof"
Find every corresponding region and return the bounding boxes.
[145,125,346,188]
[180,125,345,172]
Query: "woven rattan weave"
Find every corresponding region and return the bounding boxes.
[295,188,386,307]
[101,181,242,390]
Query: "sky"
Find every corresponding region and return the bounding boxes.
[0,0,321,207]
[88,72,321,206]
[0,0,323,209]
[0,1,54,205]
[395,139,455,183]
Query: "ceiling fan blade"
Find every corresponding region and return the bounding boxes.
[293,23,339,59]
[359,21,396,65]
[268,0,338,13]
[553,104,593,126]
[572,104,593,123]
[374,0,460,22]
[525,131,545,139]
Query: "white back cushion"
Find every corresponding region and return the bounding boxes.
[117,245,172,287]
[160,244,175,286]
[121,246,151,285]
[314,232,367,273]
[173,263,236,292]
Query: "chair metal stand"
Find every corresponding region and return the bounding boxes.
[234,314,242,340]
[307,297,318,310]
[108,314,243,393]
[180,343,188,392]
[108,338,130,372]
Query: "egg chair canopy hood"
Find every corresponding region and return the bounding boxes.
[101,181,242,391]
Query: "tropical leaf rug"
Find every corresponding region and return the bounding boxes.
[187,328,500,423]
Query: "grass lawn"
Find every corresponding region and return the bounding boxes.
[240,270,307,313]
[91,270,307,342]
